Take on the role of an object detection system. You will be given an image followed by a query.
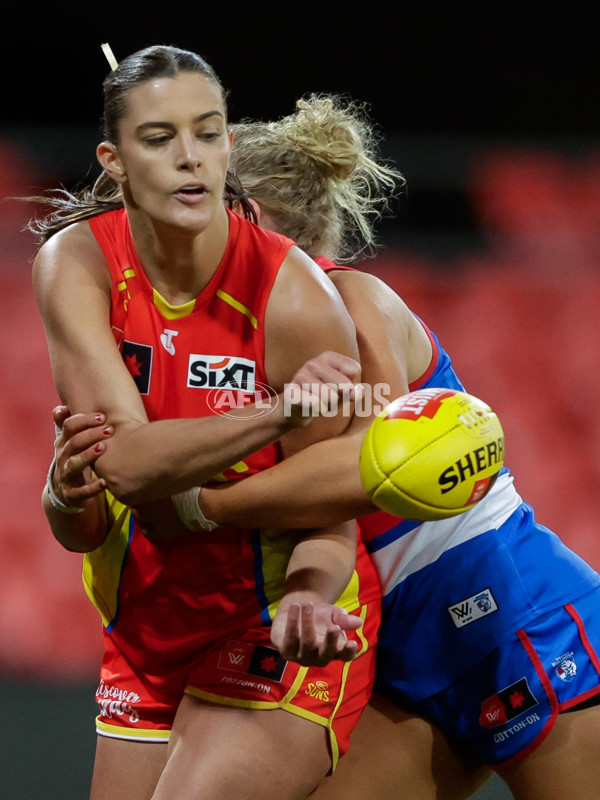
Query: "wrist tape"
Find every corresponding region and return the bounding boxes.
[46,456,85,515]
[172,486,219,531]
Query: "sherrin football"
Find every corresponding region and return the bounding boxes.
[359,388,505,521]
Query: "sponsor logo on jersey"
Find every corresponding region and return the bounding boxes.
[160,328,179,355]
[448,588,498,628]
[187,355,256,392]
[123,341,153,395]
[480,677,538,729]
[218,641,287,682]
[552,651,577,682]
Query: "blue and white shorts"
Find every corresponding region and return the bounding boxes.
[415,587,600,766]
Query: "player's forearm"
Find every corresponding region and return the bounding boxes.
[281,523,358,607]
[200,430,376,529]
[92,396,291,506]
[42,486,107,553]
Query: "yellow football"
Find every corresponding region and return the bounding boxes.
[359,388,505,520]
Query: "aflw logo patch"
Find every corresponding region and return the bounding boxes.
[448,588,498,628]
[480,677,538,728]
[218,641,287,682]
[187,355,256,391]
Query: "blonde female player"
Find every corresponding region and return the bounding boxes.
[30,46,382,800]
[48,94,600,800]
[48,94,490,800]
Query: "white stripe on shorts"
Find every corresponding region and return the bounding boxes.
[371,473,523,597]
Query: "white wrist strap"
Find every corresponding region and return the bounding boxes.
[46,456,85,514]
[172,486,218,531]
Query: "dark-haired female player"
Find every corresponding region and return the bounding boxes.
[31,46,381,800]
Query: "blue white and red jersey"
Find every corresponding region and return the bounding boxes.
[318,257,600,765]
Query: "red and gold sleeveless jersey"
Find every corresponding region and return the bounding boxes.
[82,210,380,675]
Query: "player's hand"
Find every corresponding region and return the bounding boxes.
[51,405,110,507]
[271,601,362,666]
[283,351,363,429]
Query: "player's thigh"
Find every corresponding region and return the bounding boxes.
[498,704,600,800]
[89,735,168,800]
[312,695,492,800]
[152,693,332,800]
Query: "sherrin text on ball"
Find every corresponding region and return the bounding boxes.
[359,388,505,520]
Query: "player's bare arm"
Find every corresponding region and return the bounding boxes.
[200,270,431,528]
[33,227,358,506]
[261,247,369,660]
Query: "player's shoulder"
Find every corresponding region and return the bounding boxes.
[266,247,356,351]
[330,267,415,320]
[276,246,348,309]
[36,218,99,260]
[329,266,399,294]
[33,218,108,289]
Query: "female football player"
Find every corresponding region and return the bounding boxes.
[46,93,600,800]
[31,46,381,800]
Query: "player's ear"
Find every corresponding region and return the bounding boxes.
[97,141,126,183]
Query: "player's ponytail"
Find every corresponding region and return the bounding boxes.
[231,94,405,262]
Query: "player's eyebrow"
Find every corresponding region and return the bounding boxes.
[136,111,225,132]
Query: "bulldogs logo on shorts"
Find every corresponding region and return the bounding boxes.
[552,651,578,682]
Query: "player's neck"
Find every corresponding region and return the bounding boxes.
[130,207,230,304]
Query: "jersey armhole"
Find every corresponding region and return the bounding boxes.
[408,316,439,391]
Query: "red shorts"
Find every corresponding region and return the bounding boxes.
[95,600,379,768]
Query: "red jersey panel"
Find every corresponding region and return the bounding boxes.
[83,210,380,681]
[86,209,295,669]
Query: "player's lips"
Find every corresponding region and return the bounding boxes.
[173,183,208,203]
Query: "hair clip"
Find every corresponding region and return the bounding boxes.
[101,43,119,71]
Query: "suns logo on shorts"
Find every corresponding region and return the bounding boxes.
[305,680,330,702]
